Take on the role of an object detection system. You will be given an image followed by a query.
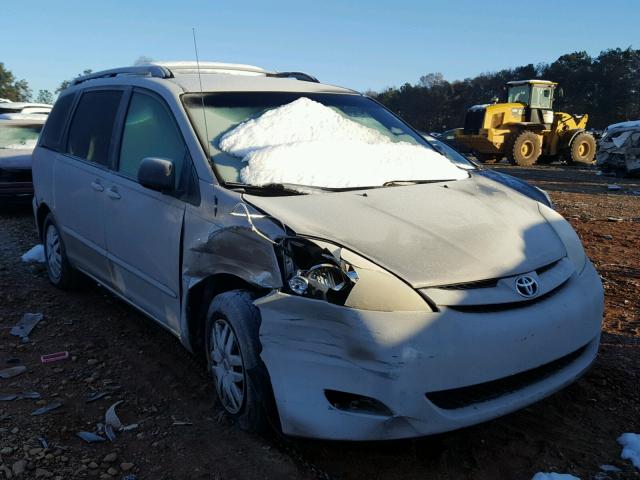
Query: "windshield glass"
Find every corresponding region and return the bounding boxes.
[423,135,475,170]
[183,92,467,189]
[530,86,553,109]
[507,85,530,104]
[0,124,42,149]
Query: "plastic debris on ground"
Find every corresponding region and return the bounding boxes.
[85,392,109,403]
[0,391,41,401]
[599,464,621,472]
[597,123,640,177]
[10,312,43,341]
[171,419,193,426]
[0,366,27,379]
[31,401,63,416]
[219,97,467,188]
[76,432,107,443]
[531,473,580,480]
[20,244,45,263]
[618,432,640,469]
[607,184,622,191]
[40,351,69,363]
[77,400,138,444]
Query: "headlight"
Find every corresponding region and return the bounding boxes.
[289,263,357,295]
[280,237,358,303]
[539,204,586,274]
[277,237,431,311]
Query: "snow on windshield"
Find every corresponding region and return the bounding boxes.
[219,98,467,188]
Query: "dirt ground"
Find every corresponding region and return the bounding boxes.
[0,165,638,480]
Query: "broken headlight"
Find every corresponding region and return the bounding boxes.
[279,237,358,303]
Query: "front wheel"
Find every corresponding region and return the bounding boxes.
[205,290,275,432]
[569,132,597,164]
[507,131,542,166]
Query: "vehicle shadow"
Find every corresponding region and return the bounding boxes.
[491,164,640,196]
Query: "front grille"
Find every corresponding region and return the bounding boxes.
[425,343,589,410]
[447,277,567,313]
[437,259,563,293]
[439,278,498,290]
[463,108,485,134]
[0,168,32,182]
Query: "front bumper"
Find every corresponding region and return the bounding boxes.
[255,261,604,440]
[0,180,34,203]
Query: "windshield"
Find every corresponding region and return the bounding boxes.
[530,86,553,109]
[423,135,476,170]
[0,124,42,149]
[183,92,467,189]
[507,85,530,104]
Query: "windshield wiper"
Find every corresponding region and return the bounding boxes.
[225,182,327,195]
[382,179,458,187]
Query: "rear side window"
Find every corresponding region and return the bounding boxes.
[66,90,122,166]
[40,93,75,151]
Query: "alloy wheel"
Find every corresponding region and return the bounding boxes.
[45,224,62,281]
[210,318,245,414]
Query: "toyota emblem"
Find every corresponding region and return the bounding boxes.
[514,275,539,298]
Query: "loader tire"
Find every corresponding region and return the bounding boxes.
[507,131,542,166]
[569,132,596,164]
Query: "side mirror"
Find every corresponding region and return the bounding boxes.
[557,87,564,98]
[137,157,175,193]
[491,96,500,104]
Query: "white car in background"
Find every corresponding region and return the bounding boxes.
[0,101,52,120]
[0,117,45,203]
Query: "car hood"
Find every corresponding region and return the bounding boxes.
[244,175,566,288]
[0,149,32,170]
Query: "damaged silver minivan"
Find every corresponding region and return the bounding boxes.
[32,62,604,440]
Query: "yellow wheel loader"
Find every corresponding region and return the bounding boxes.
[454,80,596,166]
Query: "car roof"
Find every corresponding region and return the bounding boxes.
[69,61,357,95]
[505,79,557,86]
[0,102,53,110]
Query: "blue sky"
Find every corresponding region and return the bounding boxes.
[3,0,639,97]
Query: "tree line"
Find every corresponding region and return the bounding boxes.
[373,48,640,131]
[2,49,638,130]
[0,56,153,105]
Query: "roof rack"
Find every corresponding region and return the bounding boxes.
[71,62,320,86]
[268,71,319,83]
[153,61,268,76]
[72,65,172,86]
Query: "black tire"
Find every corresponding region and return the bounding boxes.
[506,131,542,166]
[42,213,79,289]
[569,132,597,164]
[204,290,276,433]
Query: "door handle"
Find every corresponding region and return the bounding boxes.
[90,181,104,192]
[106,187,121,200]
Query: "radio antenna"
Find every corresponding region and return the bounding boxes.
[192,28,211,159]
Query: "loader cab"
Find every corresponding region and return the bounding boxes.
[506,80,557,126]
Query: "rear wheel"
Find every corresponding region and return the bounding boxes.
[507,131,542,166]
[205,290,275,432]
[569,132,596,164]
[43,214,79,289]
